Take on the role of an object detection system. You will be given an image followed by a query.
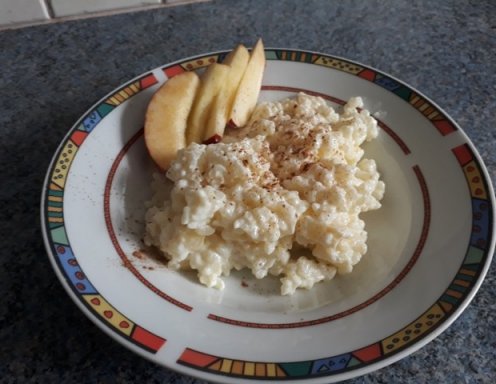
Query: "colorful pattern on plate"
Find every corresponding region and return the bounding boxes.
[161,49,456,138]
[44,50,494,381]
[177,235,489,382]
[44,72,165,354]
[176,295,476,380]
[156,50,492,380]
[271,49,457,136]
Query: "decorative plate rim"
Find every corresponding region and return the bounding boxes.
[40,48,496,383]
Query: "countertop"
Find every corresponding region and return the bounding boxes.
[1,0,495,383]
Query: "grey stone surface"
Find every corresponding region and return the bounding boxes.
[0,0,494,383]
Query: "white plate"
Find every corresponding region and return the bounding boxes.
[41,49,495,383]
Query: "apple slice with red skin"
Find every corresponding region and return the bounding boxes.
[144,71,199,170]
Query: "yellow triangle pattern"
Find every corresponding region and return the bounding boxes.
[463,161,487,199]
[180,55,219,71]
[314,56,363,74]
[83,294,134,336]
[50,139,78,189]
[382,303,445,354]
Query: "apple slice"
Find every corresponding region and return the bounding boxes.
[144,71,200,170]
[203,44,250,143]
[186,63,230,145]
[228,39,265,128]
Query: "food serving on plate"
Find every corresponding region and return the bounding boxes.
[143,40,385,295]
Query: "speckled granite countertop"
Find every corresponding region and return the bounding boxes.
[1,0,495,383]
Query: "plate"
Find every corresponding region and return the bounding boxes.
[41,49,495,383]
